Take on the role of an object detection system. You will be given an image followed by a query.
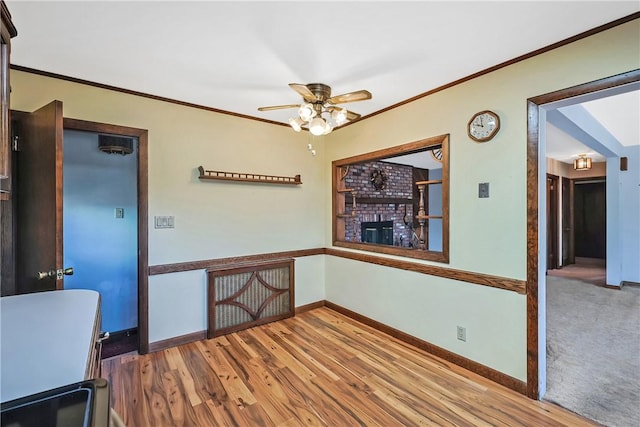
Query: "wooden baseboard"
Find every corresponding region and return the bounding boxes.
[604,283,623,290]
[148,330,207,353]
[295,300,326,314]
[323,300,527,395]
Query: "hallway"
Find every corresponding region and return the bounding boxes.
[547,257,606,286]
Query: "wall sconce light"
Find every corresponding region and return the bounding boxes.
[573,154,592,170]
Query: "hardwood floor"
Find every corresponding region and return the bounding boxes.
[102,307,596,426]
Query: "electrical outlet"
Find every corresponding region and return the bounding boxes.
[457,326,466,342]
[479,182,489,198]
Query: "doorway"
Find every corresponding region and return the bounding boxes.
[64,118,149,356]
[6,106,149,355]
[526,70,640,422]
[63,129,139,357]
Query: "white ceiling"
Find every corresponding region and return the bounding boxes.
[6,1,640,152]
[580,91,639,148]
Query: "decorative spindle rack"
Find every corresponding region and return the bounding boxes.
[198,166,302,185]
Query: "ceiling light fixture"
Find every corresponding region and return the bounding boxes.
[331,108,348,125]
[289,117,303,132]
[298,103,316,122]
[260,83,371,137]
[293,102,336,136]
[573,154,592,170]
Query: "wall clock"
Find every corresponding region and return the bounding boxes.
[468,110,500,142]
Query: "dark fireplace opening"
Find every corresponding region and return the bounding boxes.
[361,221,394,245]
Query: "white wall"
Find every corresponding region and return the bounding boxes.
[609,145,640,284]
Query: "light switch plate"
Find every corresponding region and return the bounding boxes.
[479,182,489,198]
[155,215,175,229]
[115,208,124,219]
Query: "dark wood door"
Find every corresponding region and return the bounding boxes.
[15,100,65,294]
[574,180,606,259]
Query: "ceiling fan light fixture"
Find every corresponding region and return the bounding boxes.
[289,117,303,132]
[332,108,348,125]
[309,117,328,136]
[322,121,333,135]
[298,103,316,122]
[258,82,371,138]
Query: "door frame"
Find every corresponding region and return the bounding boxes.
[546,174,559,271]
[526,69,639,399]
[64,118,149,354]
[561,176,573,266]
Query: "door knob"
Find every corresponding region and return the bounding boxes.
[37,270,55,280]
[36,267,74,280]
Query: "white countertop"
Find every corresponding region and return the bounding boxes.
[0,289,100,403]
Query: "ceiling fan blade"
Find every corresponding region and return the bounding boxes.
[289,83,318,102]
[344,110,361,121]
[327,90,372,104]
[258,104,300,111]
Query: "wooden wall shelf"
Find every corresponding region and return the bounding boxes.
[198,166,301,185]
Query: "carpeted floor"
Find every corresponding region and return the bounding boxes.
[545,275,640,427]
[547,257,607,286]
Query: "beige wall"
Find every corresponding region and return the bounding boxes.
[9,73,327,342]
[9,18,640,382]
[324,19,639,381]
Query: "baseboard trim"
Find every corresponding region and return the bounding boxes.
[604,283,623,290]
[323,300,527,395]
[621,280,640,288]
[295,300,326,314]
[148,330,207,353]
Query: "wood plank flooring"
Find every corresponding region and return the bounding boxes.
[102,308,596,426]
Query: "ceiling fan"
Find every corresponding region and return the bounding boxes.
[258,83,372,135]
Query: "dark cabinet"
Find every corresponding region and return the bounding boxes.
[1,0,17,198]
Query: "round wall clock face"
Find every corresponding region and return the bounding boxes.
[468,110,500,142]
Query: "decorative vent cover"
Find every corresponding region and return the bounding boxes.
[207,259,294,338]
[98,134,134,155]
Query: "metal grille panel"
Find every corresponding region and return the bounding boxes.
[207,259,294,338]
